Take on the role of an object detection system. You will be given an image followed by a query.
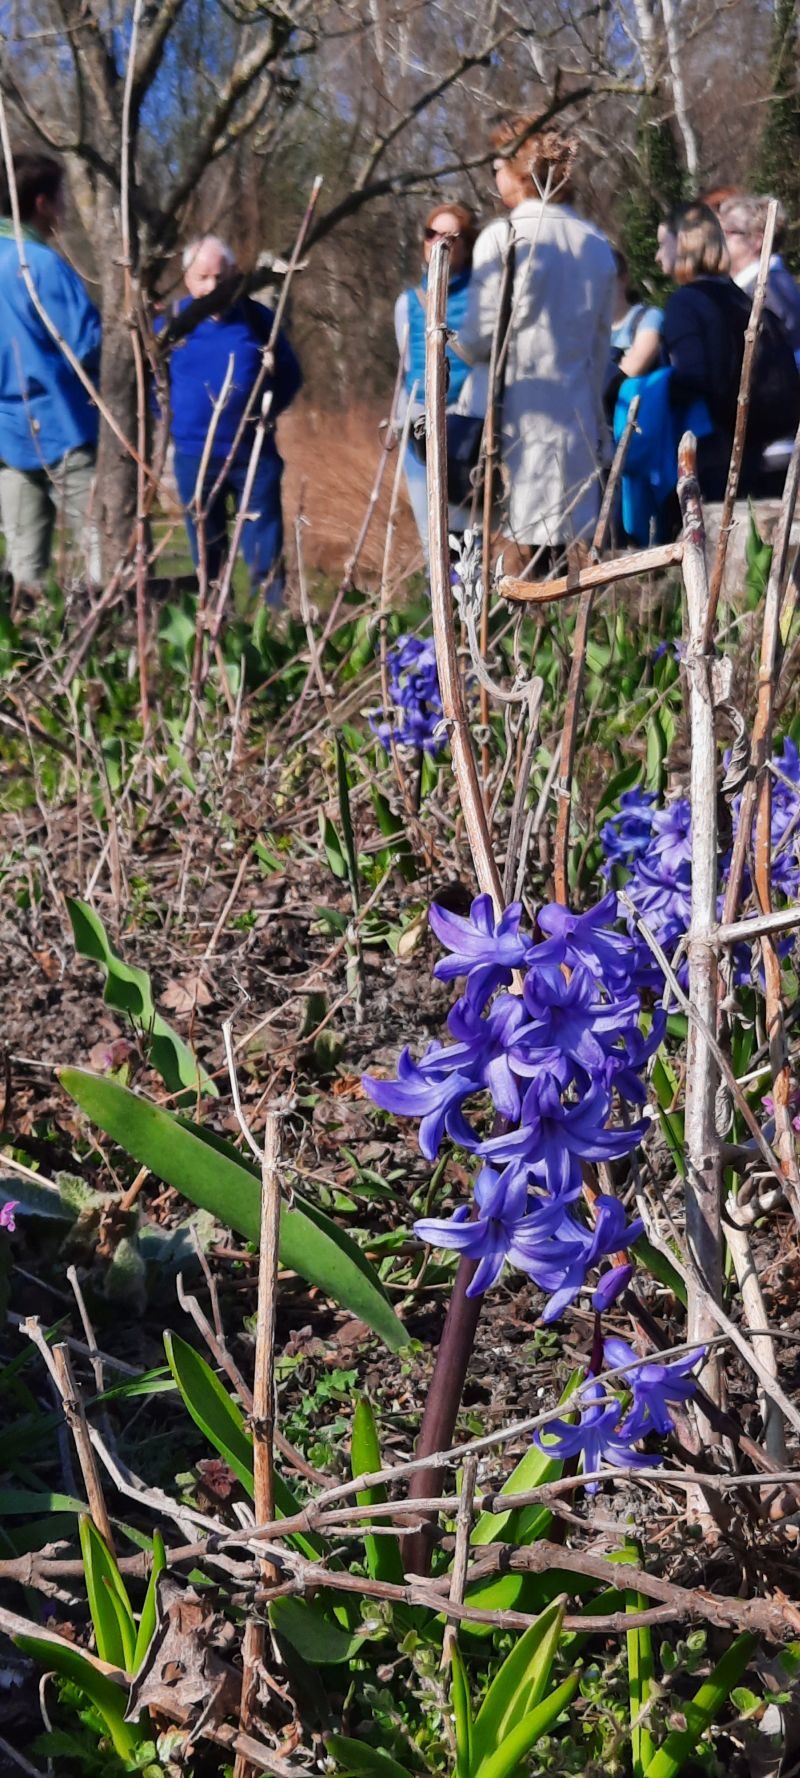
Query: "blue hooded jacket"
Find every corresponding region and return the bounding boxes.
[0,220,101,470]
[156,297,302,461]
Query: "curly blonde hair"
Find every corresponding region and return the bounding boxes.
[490,116,577,200]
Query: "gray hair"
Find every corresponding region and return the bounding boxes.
[719,194,787,244]
[182,234,236,273]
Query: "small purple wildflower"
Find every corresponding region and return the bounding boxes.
[0,1201,18,1233]
[370,635,445,755]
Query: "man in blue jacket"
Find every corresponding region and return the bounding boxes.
[159,235,302,604]
[0,153,101,591]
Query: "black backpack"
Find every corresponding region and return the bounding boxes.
[698,278,800,448]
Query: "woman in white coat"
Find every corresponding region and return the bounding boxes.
[457,121,616,554]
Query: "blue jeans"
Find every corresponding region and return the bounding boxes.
[173,450,284,603]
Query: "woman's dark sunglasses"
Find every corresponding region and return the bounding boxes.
[424,226,461,241]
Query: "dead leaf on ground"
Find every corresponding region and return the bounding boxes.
[126,1578,240,1724]
[161,974,213,1015]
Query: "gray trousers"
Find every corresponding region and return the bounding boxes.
[0,447,101,588]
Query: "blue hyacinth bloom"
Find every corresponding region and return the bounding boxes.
[534,1379,660,1490]
[603,1335,705,1437]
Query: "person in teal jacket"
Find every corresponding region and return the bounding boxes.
[0,153,102,592]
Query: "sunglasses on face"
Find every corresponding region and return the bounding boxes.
[424,226,461,241]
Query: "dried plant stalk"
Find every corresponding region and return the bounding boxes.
[235,1112,282,1774]
[677,435,722,1431]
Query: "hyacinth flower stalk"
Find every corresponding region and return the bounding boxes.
[363,890,665,1569]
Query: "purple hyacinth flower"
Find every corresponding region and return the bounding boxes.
[424,992,529,1122]
[429,894,531,1010]
[535,891,638,991]
[603,1335,705,1438]
[414,1162,564,1296]
[478,1073,647,1200]
[602,1011,667,1103]
[649,799,692,878]
[513,961,642,1083]
[363,1048,478,1160]
[600,790,658,873]
[592,1262,633,1312]
[515,1194,642,1323]
[533,1379,660,1490]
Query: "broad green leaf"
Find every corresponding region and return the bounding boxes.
[460,1573,555,1639]
[270,1596,369,1664]
[325,1735,414,1778]
[163,1332,321,1560]
[652,1053,685,1178]
[632,1236,687,1306]
[164,1331,254,1492]
[60,1070,408,1352]
[472,1372,581,1548]
[451,1639,473,1778]
[351,1398,403,1585]
[474,1670,580,1778]
[471,1444,558,1548]
[65,899,216,1098]
[0,1489,87,1515]
[133,1529,166,1671]
[79,1517,136,1672]
[319,812,348,880]
[14,1633,141,1760]
[472,1598,566,1769]
[595,760,643,820]
[644,1633,757,1778]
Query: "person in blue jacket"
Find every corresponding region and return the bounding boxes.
[158,235,302,604]
[0,153,102,592]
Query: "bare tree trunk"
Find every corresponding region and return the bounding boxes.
[660,0,700,181]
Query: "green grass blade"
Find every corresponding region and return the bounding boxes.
[474,1670,580,1778]
[613,1543,655,1777]
[335,732,360,908]
[350,1397,403,1584]
[164,1331,254,1492]
[14,1633,141,1761]
[163,1331,322,1559]
[60,1069,408,1352]
[132,1528,166,1671]
[644,1633,758,1778]
[450,1638,473,1778]
[471,1598,566,1769]
[79,1517,136,1672]
[66,897,217,1097]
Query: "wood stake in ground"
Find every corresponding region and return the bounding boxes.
[235,1112,282,1776]
[677,434,722,1443]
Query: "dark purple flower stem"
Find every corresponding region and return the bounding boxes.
[405,1253,482,1575]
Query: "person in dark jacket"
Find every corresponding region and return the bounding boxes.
[0,152,101,591]
[662,202,797,501]
[158,235,302,604]
[719,194,800,363]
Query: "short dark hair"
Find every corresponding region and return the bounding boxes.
[0,152,63,224]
